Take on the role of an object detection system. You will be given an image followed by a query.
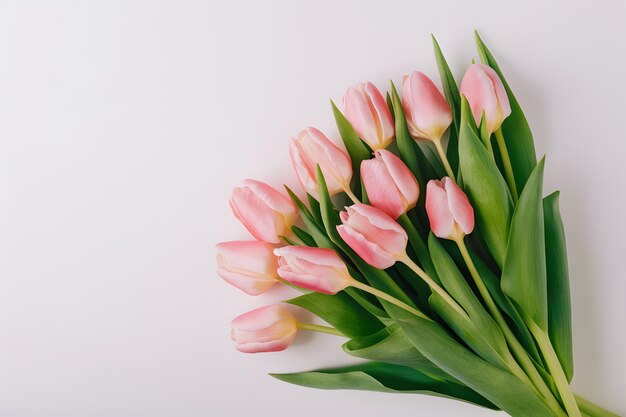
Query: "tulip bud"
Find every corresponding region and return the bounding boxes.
[229,179,297,244]
[343,82,395,150]
[231,305,298,353]
[401,71,452,142]
[361,149,419,219]
[289,127,353,198]
[337,204,408,269]
[216,241,279,295]
[274,246,353,294]
[425,177,475,240]
[459,63,511,135]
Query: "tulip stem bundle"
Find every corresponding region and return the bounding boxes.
[219,32,618,417]
[454,236,568,417]
[494,128,519,202]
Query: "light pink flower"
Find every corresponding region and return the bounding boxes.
[460,63,511,135]
[401,71,452,142]
[337,204,408,269]
[289,127,353,198]
[425,177,475,240]
[274,246,353,294]
[361,149,419,219]
[343,82,395,150]
[216,241,279,295]
[229,179,297,244]
[231,305,298,354]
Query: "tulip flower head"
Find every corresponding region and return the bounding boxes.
[361,149,419,219]
[401,71,452,142]
[230,179,297,244]
[231,304,298,353]
[274,246,353,294]
[337,204,408,269]
[216,241,280,296]
[425,177,475,240]
[460,63,511,135]
[343,82,395,150]
[289,127,353,198]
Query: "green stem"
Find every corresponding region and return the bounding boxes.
[296,322,344,337]
[350,279,430,320]
[494,128,519,203]
[575,394,620,417]
[529,321,582,417]
[433,139,456,181]
[342,185,360,204]
[398,254,467,318]
[455,237,567,417]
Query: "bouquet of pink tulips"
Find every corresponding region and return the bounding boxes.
[216,33,618,417]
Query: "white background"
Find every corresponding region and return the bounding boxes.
[0,1,624,416]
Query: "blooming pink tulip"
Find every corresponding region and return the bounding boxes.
[231,305,298,353]
[343,82,395,150]
[289,127,353,198]
[460,64,511,135]
[274,246,353,294]
[337,204,408,269]
[229,179,297,244]
[425,177,475,240]
[216,241,279,296]
[361,149,419,219]
[401,71,452,142]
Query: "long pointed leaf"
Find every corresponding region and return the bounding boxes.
[272,361,497,410]
[544,191,573,381]
[501,158,548,330]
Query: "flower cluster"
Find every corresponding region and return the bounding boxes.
[215,34,609,417]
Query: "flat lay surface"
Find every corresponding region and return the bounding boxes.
[0,1,624,416]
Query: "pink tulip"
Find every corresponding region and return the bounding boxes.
[425,177,475,240]
[230,179,297,244]
[337,204,408,269]
[343,82,395,150]
[231,305,298,353]
[216,241,279,296]
[289,127,353,198]
[274,246,353,294]
[401,71,452,142]
[459,63,511,135]
[361,149,419,219]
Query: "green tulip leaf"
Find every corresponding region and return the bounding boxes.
[474,32,537,193]
[458,105,513,267]
[287,291,384,338]
[385,304,555,416]
[432,35,461,174]
[272,361,497,410]
[501,158,548,330]
[544,191,573,381]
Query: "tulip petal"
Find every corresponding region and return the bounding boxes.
[361,157,405,219]
[337,224,397,269]
[425,180,456,239]
[231,305,298,353]
[443,178,475,235]
[376,149,419,211]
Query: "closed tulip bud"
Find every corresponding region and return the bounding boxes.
[361,149,419,219]
[425,177,475,240]
[401,71,452,142]
[337,204,408,269]
[274,246,353,294]
[230,305,298,353]
[289,127,353,198]
[216,241,279,295]
[343,82,395,150]
[229,179,297,244]
[460,64,511,135]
